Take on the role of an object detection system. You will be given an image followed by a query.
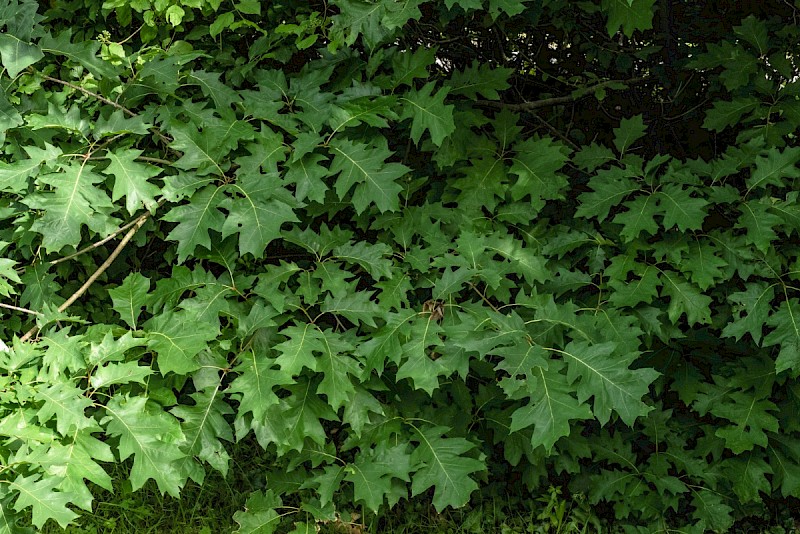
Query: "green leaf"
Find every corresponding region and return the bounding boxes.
[93,109,151,139]
[659,271,712,326]
[657,184,708,232]
[209,11,234,38]
[410,425,484,512]
[233,490,282,534]
[345,443,412,511]
[236,0,261,15]
[108,272,150,329]
[573,143,617,171]
[722,282,774,344]
[163,185,225,262]
[104,149,162,215]
[329,137,408,213]
[562,341,658,425]
[487,0,528,18]
[710,392,779,453]
[607,266,660,308]
[314,330,360,410]
[228,350,293,422]
[145,310,218,375]
[396,317,446,394]
[495,341,549,379]
[679,241,727,291]
[273,324,325,375]
[90,360,154,389]
[186,70,243,115]
[737,200,782,254]
[103,394,187,496]
[86,331,148,367]
[0,34,43,77]
[745,147,800,192]
[39,31,120,80]
[444,0,482,9]
[10,474,77,529]
[432,266,474,300]
[702,97,760,132]
[342,387,385,437]
[734,15,769,55]
[400,82,455,146]
[177,282,234,332]
[168,121,232,176]
[34,381,96,436]
[764,299,800,374]
[40,431,114,510]
[321,291,381,328]
[333,241,394,281]
[575,167,639,221]
[448,60,512,100]
[509,137,570,207]
[330,0,393,49]
[221,174,299,257]
[25,162,115,252]
[508,360,592,452]
[382,0,424,29]
[251,379,338,454]
[485,234,548,285]
[770,444,800,497]
[390,47,437,88]
[723,454,772,504]
[612,194,661,242]
[613,115,647,155]
[165,5,185,26]
[285,154,329,203]
[451,156,508,212]
[171,385,234,477]
[601,0,656,37]
[0,258,21,298]
[691,490,734,532]
[0,157,42,193]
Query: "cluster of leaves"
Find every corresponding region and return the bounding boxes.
[0,0,799,532]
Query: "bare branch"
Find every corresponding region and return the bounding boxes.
[0,302,43,316]
[39,73,172,145]
[21,212,151,342]
[136,156,175,166]
[50,200,165,265]
[475,76,649,111]
[41,74,136,117]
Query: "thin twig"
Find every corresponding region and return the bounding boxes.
[20,212,151,342]
[50,200,164,265]
[475,76,649,111]
[39,73,172,145]
[0,302,43,316]
[136,156,174,166]
[469,283,499,313]
[530,113,580,151]
[41,74,136,117]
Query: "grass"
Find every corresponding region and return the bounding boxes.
[37,480,600,534]
[31,431,601,534]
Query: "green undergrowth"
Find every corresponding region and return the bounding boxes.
[2,0,800,533]
[36,436,599,534]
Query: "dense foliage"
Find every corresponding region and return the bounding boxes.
[1,0,799,531]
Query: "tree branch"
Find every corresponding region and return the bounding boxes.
[475,76,649,111]
[41,74,137,117]
[39,73,173,145]
[20,211,151,342]
[0,302,42,316]
[530,113,580,151]
[51,201,164,265]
